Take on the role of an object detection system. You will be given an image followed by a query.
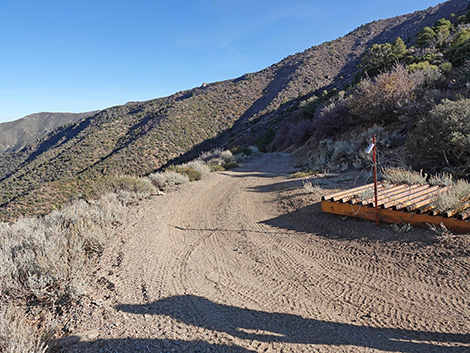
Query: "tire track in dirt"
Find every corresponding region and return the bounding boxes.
[68,153,470,353]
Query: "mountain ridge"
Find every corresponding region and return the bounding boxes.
[0,111,98,154]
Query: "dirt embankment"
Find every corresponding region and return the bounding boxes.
[64,153,469,352]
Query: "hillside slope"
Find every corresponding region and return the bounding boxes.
[0,111,97,153]
[0,0,468,220]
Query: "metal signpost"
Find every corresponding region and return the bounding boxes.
[366,135,379,226]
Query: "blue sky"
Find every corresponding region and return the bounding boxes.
[0,0,443,122]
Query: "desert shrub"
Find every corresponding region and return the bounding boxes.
[221,160,239,169]
[0,193,125,307]
[270,120,315,151]
[87,175,156,201]
[198,148,236,169]
[349,64,425,123]
[185,160,211,178]
[288,120,314,147]
[166,160,210,181]
[407,98,470,172]
[0,305,49,353]
[198,148,224,162]
[432,179,470,212]
[257,129,275,152]
[149,171,189,190]
[207,163,226,172]
[428,172,454,186]
[198,148,233,164]
[165,165,200,181]
[231,146,253,156]
[381,167,427,185]
[234,152,252,163]
[311,96,354,139]
[302,180,322,194]
[391,222,412,233]
[306,125,399,171]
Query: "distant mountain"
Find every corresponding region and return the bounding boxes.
[0,111,98,153]
[0,0,467,221]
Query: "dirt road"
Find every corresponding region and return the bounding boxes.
[67,153,470,352]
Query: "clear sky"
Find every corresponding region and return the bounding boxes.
[0,0,444,123]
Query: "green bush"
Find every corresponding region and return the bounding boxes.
[417,27,436,47]
[361,37,408,76]
[407,98,470,172]
[446,28,470,65]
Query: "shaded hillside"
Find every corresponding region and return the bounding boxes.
[0,0,468,221]
[0,111,97,153]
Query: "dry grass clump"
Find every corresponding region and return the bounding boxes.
[0,305,50,353]
[149,171,190,191]
[88,175,156,201]
[166,160,210,181]
[433,179,470,212]
[428,222,456,245]
[391,222,412,233]
[381,167,427,185]
[428,172,454,186]
[302,180,322,194]
[290,171,317,179]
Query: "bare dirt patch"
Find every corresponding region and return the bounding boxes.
[63,153,469,352]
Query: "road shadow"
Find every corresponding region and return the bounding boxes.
[67,338,255,352]
[244,178,303,193]
[115,295,469,353]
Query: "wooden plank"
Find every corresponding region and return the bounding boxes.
[406,197,436,212]
[381,185,431,209]
[416,203,436,214]
[393,186,444,211]
[445,200,470,218]
[459,212,469,221]
[362,184,427,207]
[321,200,470,234]
[321,183,375,201]
[346,184,387,204]
[358,184,407,206]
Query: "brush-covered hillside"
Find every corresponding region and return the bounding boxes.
[0,0,468,221]
[0,111,97,153]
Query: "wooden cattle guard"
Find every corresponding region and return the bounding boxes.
[321,182,470,234]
